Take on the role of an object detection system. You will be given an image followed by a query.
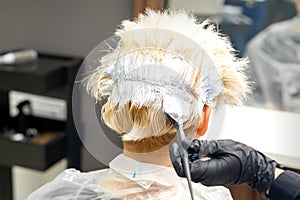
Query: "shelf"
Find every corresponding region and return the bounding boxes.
[0,53,82,94]
[0,132,66,171]
[0,51,82,200]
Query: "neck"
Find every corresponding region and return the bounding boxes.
[122,131,176,166]
[123,143,172,166]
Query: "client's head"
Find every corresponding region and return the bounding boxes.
[85,9,249,154]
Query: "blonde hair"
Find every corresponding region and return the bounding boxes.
[86,9,250,145]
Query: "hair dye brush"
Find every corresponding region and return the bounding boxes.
[163,96,194,200]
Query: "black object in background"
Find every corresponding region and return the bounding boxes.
[0,52,71,93]
[0,51,82,200]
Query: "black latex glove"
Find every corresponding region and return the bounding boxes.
[169,139,278,195]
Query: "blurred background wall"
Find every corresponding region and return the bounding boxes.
[1,1,132,199]
[0,0,133,174]
[0,0,133,57]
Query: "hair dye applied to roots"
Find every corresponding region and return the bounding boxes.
[85,9,250,149]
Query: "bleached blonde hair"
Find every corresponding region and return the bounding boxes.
[85,9,250,143]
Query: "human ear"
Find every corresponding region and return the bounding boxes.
[196,105,211,137]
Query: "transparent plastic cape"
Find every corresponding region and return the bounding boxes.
[245,16,300,111]
[26,154,233,200]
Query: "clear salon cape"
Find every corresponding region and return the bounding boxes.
[26,154,233,200]
[26,28,229,200]
[245,16,300,111]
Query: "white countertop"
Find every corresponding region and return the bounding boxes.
[220,105,300,169]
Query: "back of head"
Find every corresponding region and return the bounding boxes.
[85,9,250,152]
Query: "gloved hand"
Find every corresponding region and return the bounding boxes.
[169,139,279,195]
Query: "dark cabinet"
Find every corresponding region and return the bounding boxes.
[0,52,83,200]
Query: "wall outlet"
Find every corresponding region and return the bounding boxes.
[9,90,67,121]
